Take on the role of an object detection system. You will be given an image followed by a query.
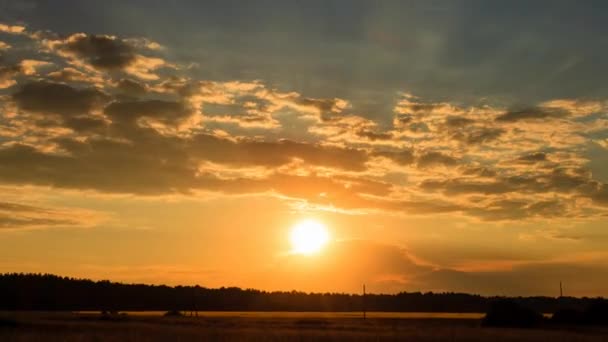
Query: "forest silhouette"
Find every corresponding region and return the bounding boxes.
[1,273,603,313]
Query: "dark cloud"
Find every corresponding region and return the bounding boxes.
[104,99,192,127]
[422,168,595,198]
[56,34,136,70]
[12,80,108,117]
[417,151,459,168]
[355,129,393,141]
[516,152,547,163]
[420,179,513,196]
[189,135,369,171]
[544,168,594,193]
[63,116,108,132]
[495,107,568,122]
[526,200,568,217]
[378,199,464,215]
[461,166,496,178]
[442,115,505,145]
[115,78,148,96]
[0,133,371,196]
[393,114,413,126]
[445,116,474,128]
[466,199,569,221]
[0,142,196,195]
[451,127,504,145]
[296,97,345,121]
[397,101,444,114]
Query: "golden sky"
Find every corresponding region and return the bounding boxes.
[1,1,608,296]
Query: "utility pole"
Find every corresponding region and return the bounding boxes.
[363,284,366,320]
[559,281,563,298]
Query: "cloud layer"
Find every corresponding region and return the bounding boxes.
[1,22,608,225]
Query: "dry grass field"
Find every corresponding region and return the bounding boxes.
[1,312,607,342]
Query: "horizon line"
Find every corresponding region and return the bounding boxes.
[3,272,603,300]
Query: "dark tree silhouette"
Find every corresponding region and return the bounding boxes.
[482,299,544,328]
[0,273,603,314]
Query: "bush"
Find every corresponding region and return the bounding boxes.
[482,299,544,328]
[552,300,608,326]
[551,308,583,325]
[583,299,608,325]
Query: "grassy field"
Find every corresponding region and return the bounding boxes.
[76,311,487,319]
[1,311,607,341]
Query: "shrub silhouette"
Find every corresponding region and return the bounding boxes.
[551,308,583,325]
[583,299,608,325]
[482,299,543,328]
[552,299,608,326]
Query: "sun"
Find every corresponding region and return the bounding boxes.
[289,219,330,255]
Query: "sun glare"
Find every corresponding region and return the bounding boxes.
[289,220,330,255]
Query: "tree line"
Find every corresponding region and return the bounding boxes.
[0,273,601,313]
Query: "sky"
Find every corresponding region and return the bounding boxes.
[1,0,608,297]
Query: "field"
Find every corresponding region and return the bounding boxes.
[1,311,607,341]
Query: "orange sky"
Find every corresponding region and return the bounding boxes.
[1,2,608,296]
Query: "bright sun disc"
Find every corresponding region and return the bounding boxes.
[290,220,329,255]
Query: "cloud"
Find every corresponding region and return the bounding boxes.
[0,135,371,196]
[12,80,108,117]
[0,64,21,89]
[0,60,50,89]
[47,67,103,84]
[259,239,430,293]
[0,23,26,34]
[590,184,608,207]
[420,179,513,196]
[417,262,608,296]
[515,152,547,163]
[417,151,459,168]
[114,78,148,96]
[451,126,504,145]
[1,21,608,222]
[0,201,104,230]
[257,236,608,295]
[104,99,194,129]
[49,33,136,69]
[495,107,568,122]
[465,199,571,221]
[123,55,167,80]
[188,136,370,171]
[43,33,169,80]
[445,116,475,128]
